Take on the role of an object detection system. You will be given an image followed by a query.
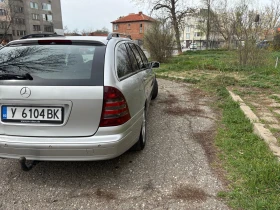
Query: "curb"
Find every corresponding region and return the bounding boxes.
[228,90,280,158]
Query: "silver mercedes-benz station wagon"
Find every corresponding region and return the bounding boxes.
[0,33,159,167]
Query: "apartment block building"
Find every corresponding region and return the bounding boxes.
[181,13,207,49]
[0,0,63,40]
[181,9,225,49]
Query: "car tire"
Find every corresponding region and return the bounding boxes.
[131,109,146,151]
[151,79,158,100]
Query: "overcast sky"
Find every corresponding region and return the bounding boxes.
[61,0,147,32]
[60,0,271,33]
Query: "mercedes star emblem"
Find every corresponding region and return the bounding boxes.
[20,87,31,98]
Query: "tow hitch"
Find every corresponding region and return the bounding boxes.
[19,157,40,171]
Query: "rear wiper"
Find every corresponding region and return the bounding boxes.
[0,73,33,80]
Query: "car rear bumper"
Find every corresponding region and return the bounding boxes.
[0,111,143,161]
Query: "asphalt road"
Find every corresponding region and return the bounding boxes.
[0,79,228,210]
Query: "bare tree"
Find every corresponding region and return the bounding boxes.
[64,28,81,36]
[0,0,23,40]
[258,0,280,40]
[200,0,213,49]
[132,0,193,54]
[0,46,66,73]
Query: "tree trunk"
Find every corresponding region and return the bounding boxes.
[171,0,182,54]
[206,0,210,50]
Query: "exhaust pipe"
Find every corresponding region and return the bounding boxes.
[19,157,39,172]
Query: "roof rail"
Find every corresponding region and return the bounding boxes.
[20,33,64,40]
[107,33,132,40]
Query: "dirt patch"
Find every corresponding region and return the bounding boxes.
[193,130,216,164]
[188,88,207,102]
[171,185,207,201]
[142,180,155,192]
[158,93,179,106]
[96,188,116,200]
[164,106,203,116]
[192,106,230,187]
[69,189,116,201]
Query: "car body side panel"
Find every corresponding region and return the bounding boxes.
[104,40,146,118]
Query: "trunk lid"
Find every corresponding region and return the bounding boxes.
[0,39,106,137]
[0,86,103,137]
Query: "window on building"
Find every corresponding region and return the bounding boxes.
[127,23,131,29]
[194,32,202,37]
[186,33,190,39]
[17,30,26,36]
[30,2,38,9]
[140,23,143,33]
[186,26,190,32]
[44,25,54,32]
[33,25,41,31]
[0,0,4,2]
[0,22,7,29]
[14,6,23,13]
[12,30,15,36]
[32,13,40,20]
[0,9,6,16]
[42,3,51,11]
[114,24,118,30]
[14,18,25,25]
[42,14,53,21]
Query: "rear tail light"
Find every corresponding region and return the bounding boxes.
[99,86,131,127]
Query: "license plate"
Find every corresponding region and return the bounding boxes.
[1,106,64,124]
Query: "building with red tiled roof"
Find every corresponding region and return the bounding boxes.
[111,12,156,40]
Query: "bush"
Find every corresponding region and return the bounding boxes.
[237,40,269,68]
[144,21,175,63]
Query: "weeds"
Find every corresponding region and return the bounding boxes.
[216,88,280,209]
[158,50,280,209]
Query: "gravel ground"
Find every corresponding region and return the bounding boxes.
[0,79,228,210]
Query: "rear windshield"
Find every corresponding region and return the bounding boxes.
[0,43,105,86]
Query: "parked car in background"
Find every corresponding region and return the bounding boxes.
[0,33,159,165]
[189,43,197,50]
[257,40,270,49]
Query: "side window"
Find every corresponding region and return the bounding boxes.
[116,43,133,78]
[128,43,145,69]
[125,43,139,72]
[136,45,148,68]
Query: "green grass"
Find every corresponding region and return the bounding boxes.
[157,50,280,209]
[216,87,280,209]
[156,50,280,92]
[269,95,280,103]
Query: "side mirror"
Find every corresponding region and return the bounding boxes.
[151,61,160,69]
